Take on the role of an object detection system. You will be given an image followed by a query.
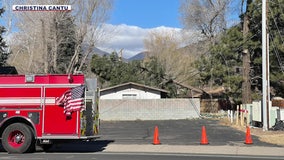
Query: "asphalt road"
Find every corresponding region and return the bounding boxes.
[97,119,278,146]
[0,152,283,160]
[23,118,276,152]
[0,119,281,160]
[0,119,278,153]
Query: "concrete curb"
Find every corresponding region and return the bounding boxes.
[103,144,284,156]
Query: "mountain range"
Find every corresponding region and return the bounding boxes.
[91,47,146,61]
[92,40,207,62]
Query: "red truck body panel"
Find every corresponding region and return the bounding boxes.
[0,74,85,139]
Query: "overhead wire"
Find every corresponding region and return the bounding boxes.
[268,3,284,73]
[270,33,284,73]
[195,1,284,86]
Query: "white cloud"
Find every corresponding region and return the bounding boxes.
[97,24,199,59]
[4,22,200,59]
[97,24,148,58]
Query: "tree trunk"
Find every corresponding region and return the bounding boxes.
[41,19,48,74]
[242,0,252,104]
[52,17,58,73]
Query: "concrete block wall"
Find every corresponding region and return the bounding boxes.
[99,98,200,121]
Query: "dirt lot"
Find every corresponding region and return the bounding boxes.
[219,118,284,146]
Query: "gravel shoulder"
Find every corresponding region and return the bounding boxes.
[219,118,284,146]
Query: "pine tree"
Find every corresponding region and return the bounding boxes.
[90,54,177,97]
[48,12,76,73]
[247,0,284,98]
[196,0,284,102]
[196,26,244,104]
[0,8,10,67]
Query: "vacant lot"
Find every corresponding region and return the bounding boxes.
[99,119,277,146]
[219,118,284,146]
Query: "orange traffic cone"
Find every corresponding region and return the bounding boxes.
[152,126,161,145]
[245,126,253,144]
[200,126,209,145]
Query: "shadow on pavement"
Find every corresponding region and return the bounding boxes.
[0,140,115,153]
[43,140,115,153]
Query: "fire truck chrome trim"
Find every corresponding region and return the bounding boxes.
[0,97,55,106]
[0,84,83,88]
[38,135,99,140]
[39,135,79,139]
[42,86,45,134]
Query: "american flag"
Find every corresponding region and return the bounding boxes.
[55,85,85,116]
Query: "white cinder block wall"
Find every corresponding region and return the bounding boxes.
[99,98,200,121]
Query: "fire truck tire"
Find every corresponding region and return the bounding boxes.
[26,126,36,153]
[1,123,34,153]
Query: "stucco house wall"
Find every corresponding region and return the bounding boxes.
[100,87,161,99]
[99,82,168,100]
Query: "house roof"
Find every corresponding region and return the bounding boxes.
[100,82,169,93]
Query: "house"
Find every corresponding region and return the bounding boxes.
[99,82,201,120]
[99,82,169,99]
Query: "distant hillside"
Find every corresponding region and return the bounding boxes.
[123,40,209,63]
[94,47,110,56]
[127,51,147,61]
[85,47,110,62]
[87,47,131,62]
[126,40,209,62]
[178,40,210,58]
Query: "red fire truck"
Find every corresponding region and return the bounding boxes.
[0,73,99,153]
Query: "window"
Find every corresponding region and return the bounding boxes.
[122,93,137,99]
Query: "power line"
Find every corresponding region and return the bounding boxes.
[268,6,284,44]
[268,4,284,73]
[269,33,284,73]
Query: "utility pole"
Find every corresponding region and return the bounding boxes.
[242,0,252,104]
[262,0,269,131]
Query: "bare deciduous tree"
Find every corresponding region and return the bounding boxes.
[66,0,113,74]
[180,0,230,44]
[3,0,113,74]
[144,30,197,85]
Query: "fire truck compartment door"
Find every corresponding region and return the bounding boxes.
[43,88,78,135]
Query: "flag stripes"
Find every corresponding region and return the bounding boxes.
[55,85,85,116]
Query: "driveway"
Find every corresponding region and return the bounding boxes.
[0,119,278,153]
[98,119,278,146]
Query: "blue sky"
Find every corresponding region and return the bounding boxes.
[0,0,183,58]
[109,0,182,28]
[102,0,242,58]
[98,0,186,58]
[1,0,241,59]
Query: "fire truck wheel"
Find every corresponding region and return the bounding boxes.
[26,126,36,153]
[1,123,34,153]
